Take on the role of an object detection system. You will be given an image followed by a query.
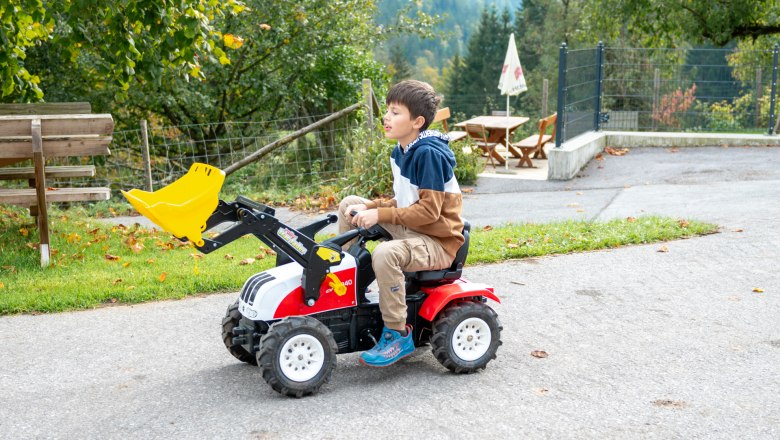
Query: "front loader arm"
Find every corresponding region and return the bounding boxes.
[194,197,342,306]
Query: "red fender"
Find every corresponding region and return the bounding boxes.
[418,279,500,322]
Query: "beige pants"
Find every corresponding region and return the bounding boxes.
[338,195,454,331]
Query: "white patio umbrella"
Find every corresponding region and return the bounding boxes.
[497,33,527,169]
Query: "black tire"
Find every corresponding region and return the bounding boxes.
[430,301,502,373]
[257,316,337,397]
[221,300,257,366]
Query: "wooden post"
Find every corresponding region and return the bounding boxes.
[31,119,50,267]
[140,120,153,192]
[363,79,374,137]
[542,79,549,118]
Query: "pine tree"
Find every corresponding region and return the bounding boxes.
[389,44,413,84]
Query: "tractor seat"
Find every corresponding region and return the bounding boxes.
[406,222,470,284]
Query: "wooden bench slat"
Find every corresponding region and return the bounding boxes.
[0,114,114,136]
[0,165,96,180]
[0,187,111,205]
[0,136,112,159]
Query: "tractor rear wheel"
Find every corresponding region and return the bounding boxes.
[431,301,502,373]
[221,300,257,365]
[257,316,337,397]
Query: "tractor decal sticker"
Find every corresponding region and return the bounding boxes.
[242,273,276,306]
[277,227,307,255]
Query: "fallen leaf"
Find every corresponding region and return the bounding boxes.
[67,233,81,243]
[531,350,548,358]
[259,23,271,30]
[752,287,763,293]
[507,243,519,249]
[678,219,690,228]
[0,282,4,289]
[224,254,234,260]
[146,258,156,264]
[462,188,474,193]
[510,281,525,286]
[46,187,59,191]
[112,279,122,285]
[105,254,120,261]
[105,297,118,304]
[627,216,637,222]
[657,245,669,253]
[533,388,549,396]
[19,228,29,237]
[255,253,267,260]
[127,286,136,291]
[122,262,131,268]
[26,242,38,250]
[239,257,256,265]
[595,153,604,161]
[667,147,680,153]
[482,225,493,231]
[605,146,629,156]
[130,243,144,254]
[158,272,167,282]
[190,253,203,260]
[576,192,583,195]
[1,265,17,274]
[732,228,744,232]
[653,399,687,409]
[263,248,277,256]
[576,209,585,213]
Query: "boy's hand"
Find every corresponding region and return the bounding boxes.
[352,209,379,229]
[346,204,367,219]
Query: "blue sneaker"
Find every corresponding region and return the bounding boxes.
[359,325,414,367]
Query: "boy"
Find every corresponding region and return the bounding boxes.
[337,80,464,367]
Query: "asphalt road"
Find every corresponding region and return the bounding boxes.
[1,147,778,439]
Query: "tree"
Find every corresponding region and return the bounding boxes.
[1,0,246,102]
[582,0,780,47]
[389,44,412,83]
[452,5,514,116]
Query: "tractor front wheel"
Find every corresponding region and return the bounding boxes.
[431,301,502,373]
[221,300,257,365]
[256,316,337,397]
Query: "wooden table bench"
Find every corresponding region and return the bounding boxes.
[0,104,114,266]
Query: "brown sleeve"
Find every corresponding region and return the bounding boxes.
[377,189,444,228]
[366,198,397,209]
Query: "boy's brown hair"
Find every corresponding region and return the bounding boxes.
[386,80,442,131]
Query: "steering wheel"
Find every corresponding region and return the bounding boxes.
[350,210,392,241]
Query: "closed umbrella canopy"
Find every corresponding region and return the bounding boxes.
[498,33,527,169]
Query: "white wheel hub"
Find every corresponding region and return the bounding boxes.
[279,334,324,382]
[452,317,491,362]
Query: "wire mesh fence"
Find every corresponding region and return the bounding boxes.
[0,112,367,196]
[557,44,780,145]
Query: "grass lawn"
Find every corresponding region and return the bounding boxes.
[0,204,717,315]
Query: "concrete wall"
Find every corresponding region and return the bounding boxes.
[548,131,780,180]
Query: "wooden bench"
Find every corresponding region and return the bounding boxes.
[433,107,467,143]
[0,103,113,266]
[512,113,557,168]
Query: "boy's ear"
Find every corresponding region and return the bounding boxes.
[411,115,426,130]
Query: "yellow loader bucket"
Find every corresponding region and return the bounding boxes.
[121,163,225,247]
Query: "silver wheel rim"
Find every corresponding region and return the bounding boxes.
[452,317,491,362]
[279,334,324,382]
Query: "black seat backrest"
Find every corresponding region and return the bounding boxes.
[409,221,470,283]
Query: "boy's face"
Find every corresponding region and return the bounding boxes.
[383,102,425,147]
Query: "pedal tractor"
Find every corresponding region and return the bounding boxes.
[123,163,502,397]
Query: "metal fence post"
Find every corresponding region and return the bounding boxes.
[555,43,567,147]
[593,42,604,131]
[769,44,779,135]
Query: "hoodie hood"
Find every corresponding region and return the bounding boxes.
[401,130,457,168]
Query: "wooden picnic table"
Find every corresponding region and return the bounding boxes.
[455,115,529,165]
